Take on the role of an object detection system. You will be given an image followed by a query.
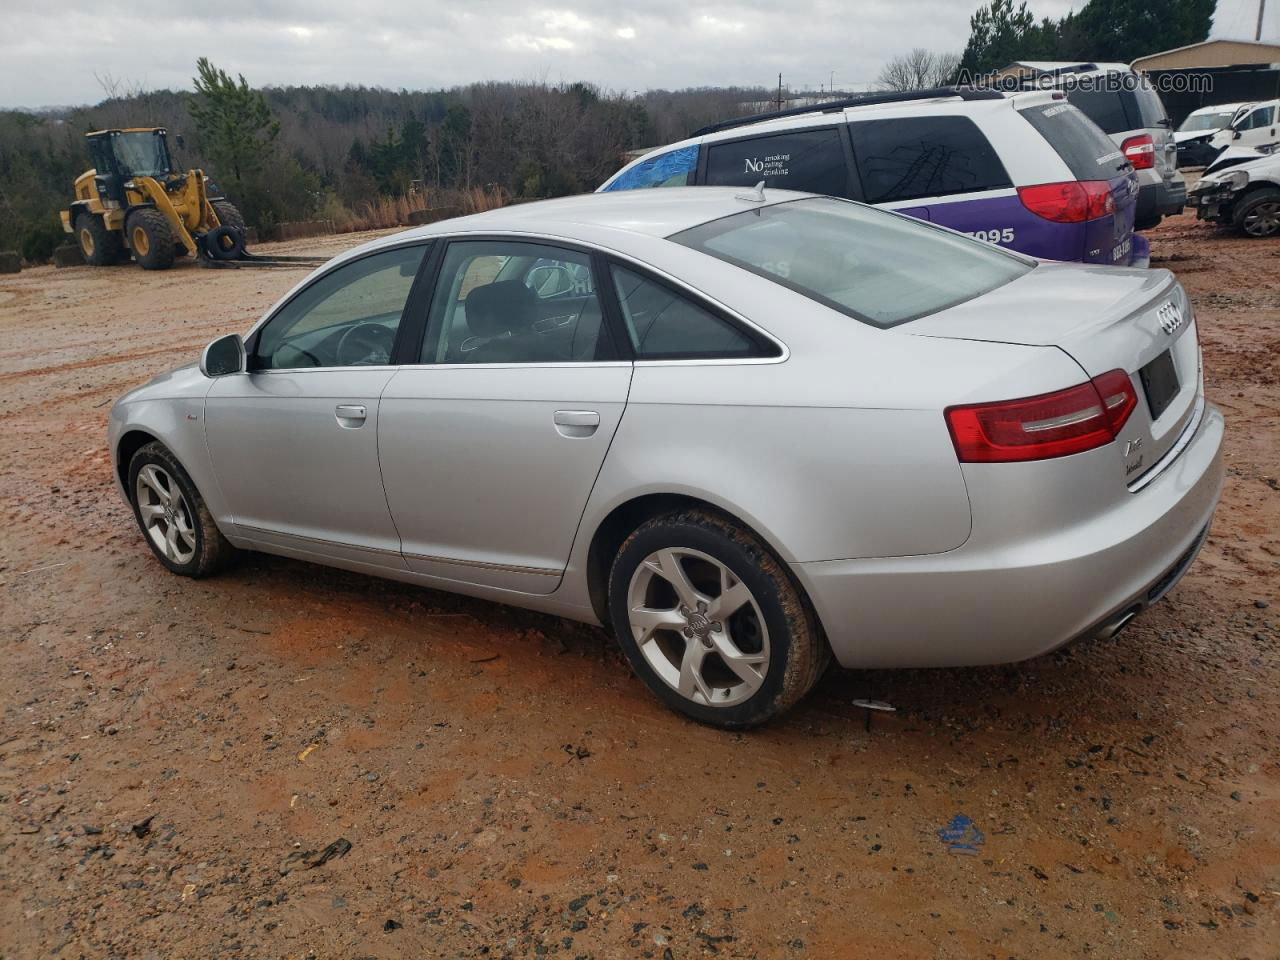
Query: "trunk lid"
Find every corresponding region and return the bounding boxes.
[907,263,1201,483]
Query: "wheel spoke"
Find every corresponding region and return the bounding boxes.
[645,548,704,609]
[139,466,171,505]
[677,641,712,702]
[708,570,752,620]
[139,502,165,521]
[630,606,685,644]
[164,522,181,558]
[712,633,766,691]
[173,513,196,551]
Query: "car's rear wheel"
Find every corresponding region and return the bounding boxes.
[608,509,829,727]
[1233,187,1280,237]
[128,441,234,577]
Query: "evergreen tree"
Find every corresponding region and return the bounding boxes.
[187,58,280,186]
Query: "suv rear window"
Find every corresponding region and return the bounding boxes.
[848,116,1011,204]
[672,197,1033,329]
[1019,102,1129,180]
[1059,85,1132,134]
[703,128,850,197]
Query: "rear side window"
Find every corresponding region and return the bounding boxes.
[609,265,775,359]
[1059,86,1132,134]
[703,128,850,197]
[848,116,1010,204]
[1019,102,1129,180]
[603,145,697,191]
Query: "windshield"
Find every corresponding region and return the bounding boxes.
[112,132,171,177]
[1179,111,1236,133]
[672,198,1034,329]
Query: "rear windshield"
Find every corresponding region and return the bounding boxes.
[671,197,1034,329]
[1019,102,1129,180]
[1061,86,1132,133]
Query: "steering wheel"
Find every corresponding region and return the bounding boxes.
[335,322,394,366]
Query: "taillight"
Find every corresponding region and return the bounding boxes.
[1121,134,1155,170]
[945,370,1138,463]
[1017,181,1114,222]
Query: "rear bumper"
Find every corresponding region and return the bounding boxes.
[1136,174,1188,228]
[794,403,1224,668]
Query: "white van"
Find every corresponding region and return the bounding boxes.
[1210,99,1280,155]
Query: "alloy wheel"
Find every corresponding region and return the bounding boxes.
[135,464,196,564]
[1242,200,1280,237]
[626,547,769,708]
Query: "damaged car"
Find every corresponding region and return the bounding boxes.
[1187,150,1280,237]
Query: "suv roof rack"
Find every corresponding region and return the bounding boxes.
[692,87,1006,137]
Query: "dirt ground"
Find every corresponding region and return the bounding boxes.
[0,218,1276,960]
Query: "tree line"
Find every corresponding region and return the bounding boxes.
[0,67,766,262]
[0,0,1213,262]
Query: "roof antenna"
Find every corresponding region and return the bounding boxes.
[735,180,766,203]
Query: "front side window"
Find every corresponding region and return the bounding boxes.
[1238,106,1276,130]
[673,197,1033,329]
[609,265,772,359]
[849,116,1011,204]
[703,128,850,197]
[422,241,612,364]
[602,145,698,191]
[253,244,426,369]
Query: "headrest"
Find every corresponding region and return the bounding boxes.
[464,280,538,339]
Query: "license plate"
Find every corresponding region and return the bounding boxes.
[1111,238,1131,263]
[1139,350,1179,422]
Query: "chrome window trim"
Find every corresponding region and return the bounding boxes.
[419,229,791,365]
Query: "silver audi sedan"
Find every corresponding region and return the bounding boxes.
[109,188,1224,727]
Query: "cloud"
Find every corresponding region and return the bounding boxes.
[0,0,1083,109]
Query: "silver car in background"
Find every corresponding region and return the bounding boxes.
[109,189,1224,727]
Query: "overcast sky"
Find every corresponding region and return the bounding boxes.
[1,0,1274,109]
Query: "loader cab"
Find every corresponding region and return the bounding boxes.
[86,128,175,204]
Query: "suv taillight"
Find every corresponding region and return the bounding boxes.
[1121,134,1156,170]
[1017,181,1114,223]
[945,370,1138,463]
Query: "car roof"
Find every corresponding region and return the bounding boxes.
[600,88,1060,189]
[366,187,817,247]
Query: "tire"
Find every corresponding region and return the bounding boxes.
[74,212,125,267]
[1232,187,1280,238]
[205,225,246,261]
[607,509,830,728]
[211,200,246,233]
[126,209,177,270]
[128,441,235,578]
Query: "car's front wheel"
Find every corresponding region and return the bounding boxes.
[128,441,234,577]
[608,509,829,727]
[1233,187,1280,237]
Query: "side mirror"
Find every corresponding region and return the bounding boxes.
[1234,130,1243,140]
[200,334,246,377]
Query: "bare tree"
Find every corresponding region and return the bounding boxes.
[876,49,962,91]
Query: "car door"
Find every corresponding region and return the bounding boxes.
[1234,103,1278,151]
[205,242,430,567]
[378,238,632,594]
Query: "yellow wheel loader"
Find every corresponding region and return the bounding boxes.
[60,128,324,271]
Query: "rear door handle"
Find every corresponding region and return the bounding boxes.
[554,409,600,438]
[335,403,367,427]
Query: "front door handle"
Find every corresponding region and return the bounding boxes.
[335,403,367,427]
[554,409,600,438]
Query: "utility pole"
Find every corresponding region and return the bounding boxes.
[777,73,783,110]
[1257,0,1267,42]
